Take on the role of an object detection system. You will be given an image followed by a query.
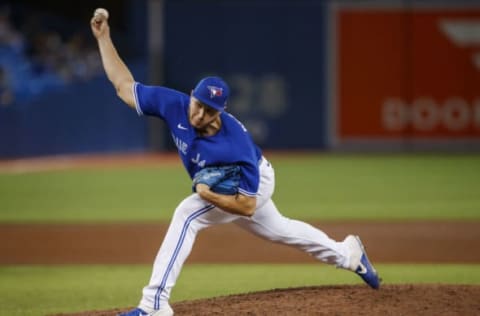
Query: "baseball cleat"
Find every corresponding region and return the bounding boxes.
[118,305,173,316]
[344,235,381,289]
[118,308,149,316]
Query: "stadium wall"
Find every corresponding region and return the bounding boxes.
[1,0,479,158]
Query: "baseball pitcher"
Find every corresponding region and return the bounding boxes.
[90,8,380,316]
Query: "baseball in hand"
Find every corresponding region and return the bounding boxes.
[94,8,109,22]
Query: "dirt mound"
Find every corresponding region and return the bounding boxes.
[54,284,480,316]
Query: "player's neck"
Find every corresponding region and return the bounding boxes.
[197,117,222,137]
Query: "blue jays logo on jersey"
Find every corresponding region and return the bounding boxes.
[172,133,188,155]
[207,86,223,98]
[191,153,206,168]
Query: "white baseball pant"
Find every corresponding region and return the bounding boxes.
[139,157,351,311]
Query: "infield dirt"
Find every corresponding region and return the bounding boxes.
[52,285,480,316]
[2,221,479,264]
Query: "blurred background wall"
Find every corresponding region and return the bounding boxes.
[0,0,478,158]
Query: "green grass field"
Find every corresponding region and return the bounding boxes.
[1,154,479,222]
[1,153,479,315]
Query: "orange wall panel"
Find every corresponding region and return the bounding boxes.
[337,8,480,139]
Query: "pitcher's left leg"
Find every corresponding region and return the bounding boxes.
[138,195,239,314]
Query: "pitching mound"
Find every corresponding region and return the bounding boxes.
[54,284,480,316]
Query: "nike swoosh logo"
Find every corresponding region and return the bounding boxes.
[177,123,188,130]
[357,263,368,275]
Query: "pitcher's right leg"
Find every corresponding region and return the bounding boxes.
[234,198,381,288]
[234,199,350,268]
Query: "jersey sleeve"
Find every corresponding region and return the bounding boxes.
[238,161,260,197]
[133,82,187,119]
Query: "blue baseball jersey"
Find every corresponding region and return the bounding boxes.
[133,82,263,197]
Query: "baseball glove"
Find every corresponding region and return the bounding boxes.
[193,165,241,195]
